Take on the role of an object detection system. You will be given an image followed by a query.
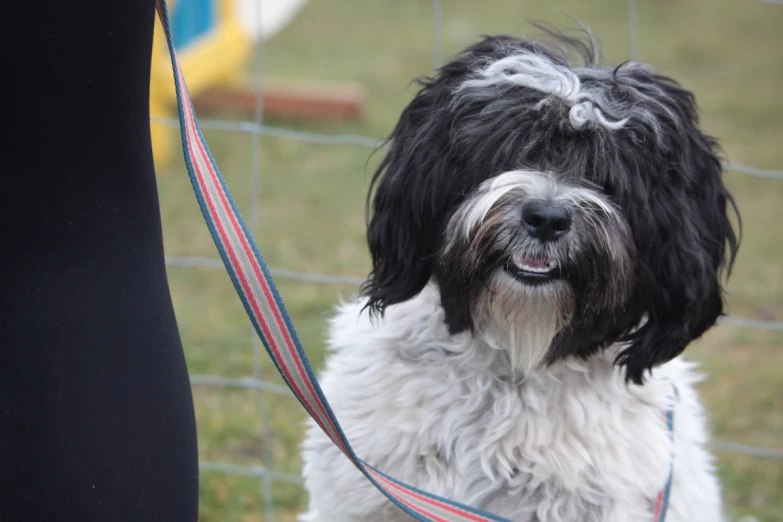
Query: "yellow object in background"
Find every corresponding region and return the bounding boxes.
[149,0,252,166]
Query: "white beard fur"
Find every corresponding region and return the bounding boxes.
[299,284,724,522]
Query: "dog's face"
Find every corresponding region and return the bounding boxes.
[363,32,739,383]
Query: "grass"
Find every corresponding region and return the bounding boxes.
[152,0,783,520]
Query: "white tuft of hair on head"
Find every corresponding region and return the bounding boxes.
[455,50,633,131]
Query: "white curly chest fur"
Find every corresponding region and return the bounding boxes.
[300,286,723,522]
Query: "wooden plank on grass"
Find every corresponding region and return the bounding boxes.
[192,81,364,122]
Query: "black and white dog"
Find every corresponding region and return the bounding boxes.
[301,27,739,522]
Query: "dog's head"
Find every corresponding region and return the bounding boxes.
[362,29,739,383]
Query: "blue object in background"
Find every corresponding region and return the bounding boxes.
[172,0,216,49]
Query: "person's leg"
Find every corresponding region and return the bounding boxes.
[1,0,199,520]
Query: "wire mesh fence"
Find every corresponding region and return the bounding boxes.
[159,0,783,519]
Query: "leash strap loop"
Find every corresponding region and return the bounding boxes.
[152,2,672,520]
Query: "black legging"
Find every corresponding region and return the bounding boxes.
[1,1,199,520]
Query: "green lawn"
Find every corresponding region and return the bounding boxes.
[153,0,783,520]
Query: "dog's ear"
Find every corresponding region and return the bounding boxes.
[615,74,740,384]
[361,75,457,316]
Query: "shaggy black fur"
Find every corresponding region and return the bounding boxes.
[361,29,739,384]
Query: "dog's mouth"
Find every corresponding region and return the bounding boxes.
[504,255,559,284]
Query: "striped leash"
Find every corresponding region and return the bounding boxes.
[152,1,673,520]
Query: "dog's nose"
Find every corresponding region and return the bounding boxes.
[522,202,572,241]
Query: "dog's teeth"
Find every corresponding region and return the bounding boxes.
[511,256,555,274]
[514,260,554,273]
[519,264,551,273]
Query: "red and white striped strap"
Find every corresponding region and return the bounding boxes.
[152,2,672,520]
